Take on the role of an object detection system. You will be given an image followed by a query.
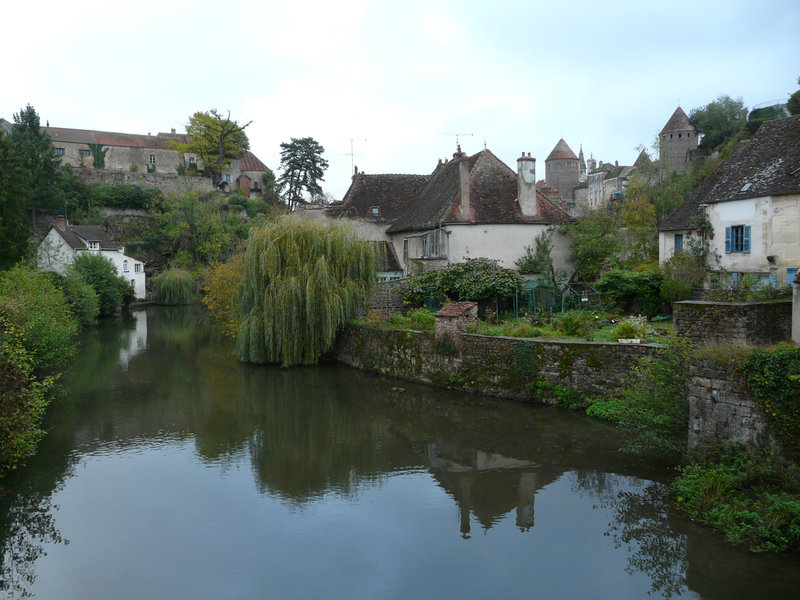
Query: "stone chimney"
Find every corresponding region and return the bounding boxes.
[56,215,67,230]
[517,152,537,217]
[455,146,470,219]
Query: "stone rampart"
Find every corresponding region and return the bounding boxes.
[333,325,660,403]
[74,167,215,195]
[674,300,791,346]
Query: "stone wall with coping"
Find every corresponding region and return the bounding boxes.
[332,325,661,403]
[674,300,791,346]
[688,359,780,453]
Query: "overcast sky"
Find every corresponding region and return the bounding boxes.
[3,0,798,199]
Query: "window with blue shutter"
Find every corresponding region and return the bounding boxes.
[726,225,750,253]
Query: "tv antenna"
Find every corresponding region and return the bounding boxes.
[440,132,474,146]
[341,138,366,174]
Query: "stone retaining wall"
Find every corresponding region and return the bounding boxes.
[688,359,780,453]
[333,325,661,403]
[674,300,791,346]
[367,280,405,315]
[75,167,215,195]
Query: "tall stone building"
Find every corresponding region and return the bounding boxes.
[659,106,698,174]
[544,138,581,210]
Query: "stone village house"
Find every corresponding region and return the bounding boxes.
[309,147,575,279]
[658,114,800,286]
[37,217,147,300]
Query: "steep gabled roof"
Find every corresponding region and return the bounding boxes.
[545,139,578,162]
[387,150,572,233]
[240,151,268,172]
[327,172,429,222]
[660,106,693,134]
[659,114,800,232]
[55,225,119,250]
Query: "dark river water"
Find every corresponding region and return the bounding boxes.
[0,306,797,599]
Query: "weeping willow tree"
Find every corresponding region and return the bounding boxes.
[151,268,194,305]
[236,217,378,367]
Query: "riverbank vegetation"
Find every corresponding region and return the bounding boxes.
[0,266,79,474]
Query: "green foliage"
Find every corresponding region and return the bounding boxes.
[151,268,194,305]
[586,335,693,455]
[659,278,692,304]
[235,218,377,367]
[613,321,639,339]
[515,229,566,289]
[9,104,64,219]
[0,132,31,269]
[88,143,108,169]
[86,184,162,210]
[201,253,245,338]
[555,311,589,337]
[788,89,800,116]
[689,95,748,154]
[596,269,663,317]
[71,254,131,316]
[660,251,707,290]
[670,446,800,552]
[741,344,800,458]
[399,258,524,307]
[434,335,456,355]
[561,209,621,280]
[169,109,251,187]
[278,137,329,211]
[0,317,53,476]
[535,380,587,409]
[45,271,100,327]
[0,265,78,374]
[618,176,658,267]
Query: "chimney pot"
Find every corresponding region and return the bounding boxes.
[56,215,67,230]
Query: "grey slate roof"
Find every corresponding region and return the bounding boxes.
[56,225,120,250]
[660,106,693,134]
[659,114,800,232]
[328,172,430,222]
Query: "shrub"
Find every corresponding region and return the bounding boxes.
[72,253,132,316]
[596,269,663,317]
[0,318,53,476]
[0,265,78,374]
[406,308,435,331]
[555,311,589,337]
[660,278,692,304]
[152,268,194,305]
[46,271,100,327]
[613,321,638,339]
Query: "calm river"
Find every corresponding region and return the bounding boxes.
[0,307,797,599]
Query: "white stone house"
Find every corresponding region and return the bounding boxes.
[320,149,574,279]
[659,114,800,286]
[37,219,147,299]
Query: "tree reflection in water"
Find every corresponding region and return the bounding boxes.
[0,488,65,599]
[571,471,688,599]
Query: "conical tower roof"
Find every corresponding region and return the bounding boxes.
[545,138,578,161]
[660,106,692,134]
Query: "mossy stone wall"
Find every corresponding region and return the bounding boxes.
[674,300,791,347]
[333,325,661,403]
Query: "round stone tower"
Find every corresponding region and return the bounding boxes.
[545,138,580,206]
[659,106,698,174]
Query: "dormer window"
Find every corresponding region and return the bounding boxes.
[88,241,100,250]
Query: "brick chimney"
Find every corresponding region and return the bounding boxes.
[56,215,67,230]
[455,146,470,219]
[517,152,537,218]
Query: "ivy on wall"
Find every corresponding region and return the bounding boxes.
[742,344,800,458]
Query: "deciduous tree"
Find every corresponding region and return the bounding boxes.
[0,133,31,269]
[689,95,748,153]
[170,110,252,188]
[278,137,329,211]
[235,218,376,366]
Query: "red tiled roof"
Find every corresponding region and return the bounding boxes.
[545,139,578,162]
[240,151,268,172]
[436,301,477,318]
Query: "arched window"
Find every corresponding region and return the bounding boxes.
[123,260,129,272]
